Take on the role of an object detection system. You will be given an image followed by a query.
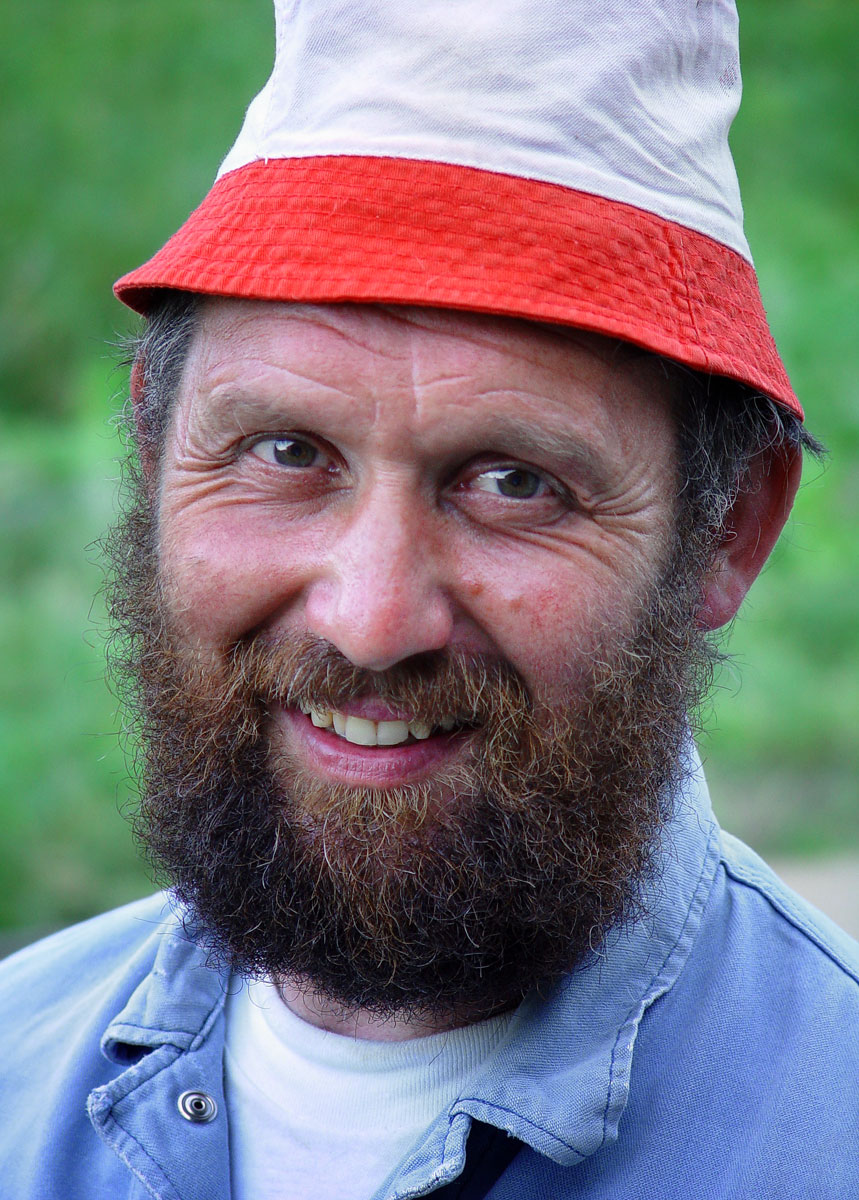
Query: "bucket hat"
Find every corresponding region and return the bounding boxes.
[115,0,800,417]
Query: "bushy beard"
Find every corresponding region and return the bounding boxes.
[106,466,713,1026]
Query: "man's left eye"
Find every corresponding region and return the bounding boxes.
[471,467,547,499]
[250,437,319,468]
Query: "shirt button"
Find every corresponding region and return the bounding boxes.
[177,1090,218,1123]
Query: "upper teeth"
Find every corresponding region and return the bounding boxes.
[299,705,455,747]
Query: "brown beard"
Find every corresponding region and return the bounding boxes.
[105,466,713,1026]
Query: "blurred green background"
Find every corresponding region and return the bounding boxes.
[0,1,856,936]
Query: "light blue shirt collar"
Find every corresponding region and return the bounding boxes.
[389,746,721,1196]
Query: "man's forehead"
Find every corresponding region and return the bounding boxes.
[185,297,659,396]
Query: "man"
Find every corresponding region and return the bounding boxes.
[1,1,857,1197]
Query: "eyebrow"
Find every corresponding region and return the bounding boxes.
[191,382,350,440]
[467,413,614,494]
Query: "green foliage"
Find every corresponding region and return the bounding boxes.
[0,0,273,419]
[0,364,149,930]
[0,0,856,930]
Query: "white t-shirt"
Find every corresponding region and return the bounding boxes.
[224,979,512,1200]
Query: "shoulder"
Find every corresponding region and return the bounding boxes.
[0,892,182,1030]
[599,832,859,1193]
[0,898,227,1198]
[636,827,859,1107]
[642,827,859,1094]
[717,829,859,986]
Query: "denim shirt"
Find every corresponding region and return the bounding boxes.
[2,757,859,1199]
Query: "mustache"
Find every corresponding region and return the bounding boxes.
[224,634,535,730]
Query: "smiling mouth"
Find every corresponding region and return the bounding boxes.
[297,703,461,748]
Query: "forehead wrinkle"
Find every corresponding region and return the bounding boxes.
[203,361,359,409]
[197,300,632,409]
[301,315,408,365]
[386,304,628,375]
[201,298,413,369]
[189,302,672,460]
[465,383,607,414]
[404,331,630,427]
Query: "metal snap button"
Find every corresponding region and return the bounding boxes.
[177,1090,218,1123]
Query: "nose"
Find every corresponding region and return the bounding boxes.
[303,484,454,672]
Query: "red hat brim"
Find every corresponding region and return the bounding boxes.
[115,156,800,419]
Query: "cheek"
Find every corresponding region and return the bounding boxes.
[462,567,612,698]
[157,507,315,645]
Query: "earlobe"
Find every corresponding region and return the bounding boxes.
[697,443,803,631]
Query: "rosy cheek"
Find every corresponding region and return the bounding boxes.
[159,512,303,644]
[469,577,576,669]
[512,587,576,650]
[464,564,620,700]
[495,577,573,631]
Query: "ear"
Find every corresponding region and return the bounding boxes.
[697,443,803,631]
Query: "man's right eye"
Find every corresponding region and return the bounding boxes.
[250,436,320,468]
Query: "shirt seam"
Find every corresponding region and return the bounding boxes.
[599,815,721,1146]
[105,962,227,1056]
[93,1117,183,1200]
[720,850,859,987]
[87,1045,187,1200]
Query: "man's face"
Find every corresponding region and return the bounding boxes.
[159,300,678,736]
[130,299,698,1022]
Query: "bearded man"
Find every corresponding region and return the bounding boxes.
[2,2,858,1198]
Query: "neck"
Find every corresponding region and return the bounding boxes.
[276,976,505,1041]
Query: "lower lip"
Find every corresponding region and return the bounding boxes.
[273,706,468,787]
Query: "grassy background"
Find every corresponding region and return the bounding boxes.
[0,1,857,933]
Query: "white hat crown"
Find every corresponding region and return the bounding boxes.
[221,0,748,258]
